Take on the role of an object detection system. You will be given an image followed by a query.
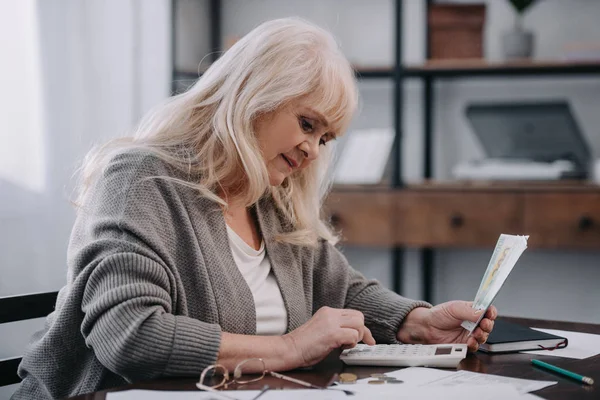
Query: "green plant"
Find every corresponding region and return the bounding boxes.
[509,0,536,14]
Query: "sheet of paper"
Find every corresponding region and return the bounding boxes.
[350,367,555,395]
[108,383,540,400]
[462,234,529,333]
[350,384,519,400]
[107,389,348,400]
[519,395,547,400]
[425,370,556,394]
[522,328,600,359]
[333,128,394,185]
[354,366,454,385]
[107,387,523,400]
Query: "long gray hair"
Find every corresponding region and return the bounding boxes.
[76,17,358,246]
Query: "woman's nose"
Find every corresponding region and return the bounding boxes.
[299,138,319,161]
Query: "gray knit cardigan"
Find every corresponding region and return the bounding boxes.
[12,151,430,399]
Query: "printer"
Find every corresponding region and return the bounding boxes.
[453,101,591,181]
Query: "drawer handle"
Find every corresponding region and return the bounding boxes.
[330,213,342,226]
[578,215,594,231]
[450,214,464,228]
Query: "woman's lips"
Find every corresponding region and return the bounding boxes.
[281,154,298,168]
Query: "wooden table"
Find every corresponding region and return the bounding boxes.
[69,317,599,400]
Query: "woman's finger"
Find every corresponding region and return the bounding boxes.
[336,328,360,348]
[471,327,489,344]
[479,318,494,333]
[485,306,498,320]
[362,326,376,345]
[339,313,366,332]
[467,336,479,352]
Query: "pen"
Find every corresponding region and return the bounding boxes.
[531,359,594,385]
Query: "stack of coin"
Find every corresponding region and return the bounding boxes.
[338,373,358,384]
[367,373,404,385]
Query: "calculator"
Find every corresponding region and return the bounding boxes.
[339,343,467,368]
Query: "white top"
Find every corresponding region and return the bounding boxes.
[226,225,288,336]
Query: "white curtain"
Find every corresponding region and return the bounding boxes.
[0,1,170,396]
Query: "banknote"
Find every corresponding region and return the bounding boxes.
[462,234,529,334]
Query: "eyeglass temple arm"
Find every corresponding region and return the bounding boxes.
[268,371,324,390]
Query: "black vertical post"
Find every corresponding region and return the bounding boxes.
[170,0,178,94]
[422,0,435,303]
[422,76,434,303]
[209,0,222,62]
[392,0,404,294]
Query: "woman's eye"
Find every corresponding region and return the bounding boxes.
[300,117,314,132]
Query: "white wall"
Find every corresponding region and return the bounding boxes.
[0,0,170,397]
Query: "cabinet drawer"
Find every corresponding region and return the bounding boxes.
[523,193,600,249]
[324,191,394,247]
[395,192,522,247]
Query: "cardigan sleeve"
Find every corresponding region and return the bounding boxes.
[74,152,221,381]
[311,240,431,344]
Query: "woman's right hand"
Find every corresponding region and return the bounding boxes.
[282,306,376,368]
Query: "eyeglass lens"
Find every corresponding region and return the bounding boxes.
[200,364,229,389]
[233,358,267,384]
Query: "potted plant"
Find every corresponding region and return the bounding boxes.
[502,0,537,60]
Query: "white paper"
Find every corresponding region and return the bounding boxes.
[354,366,454,385]
[109,381,544,400]
[349,384,518,400]
[519,395,547,400]
[521,328,600,359]
[107,387,521,400]
[107,389,348,400]
[462,234,528,333]
[425,370,556,394]
[333,128,394,185]
[351,367,555,395]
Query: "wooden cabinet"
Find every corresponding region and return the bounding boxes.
[524,193,600,249]
[395,191,522,248]
[325,190,395,247]
[325,184,600,250]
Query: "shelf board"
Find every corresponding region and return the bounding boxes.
[353,66,394,79]
[175,67,395,81]
[331,180,600,193]
[176,59,600,82]
[173,65,212,81]
[173,71,202,81]
[293,60,600,80]
[403,59,600,78]
[406,180,600,192]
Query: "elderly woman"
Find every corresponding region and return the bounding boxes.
[13,18,495,399]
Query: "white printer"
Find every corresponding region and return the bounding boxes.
[453,102,591,181]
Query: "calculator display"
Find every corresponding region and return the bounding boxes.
[435,346,452,355]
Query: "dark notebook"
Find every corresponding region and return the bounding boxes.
[479,319,568,353]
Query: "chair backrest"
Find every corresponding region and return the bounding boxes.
[0,291,58,387]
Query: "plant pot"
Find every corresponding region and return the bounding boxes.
[502,19,534,60]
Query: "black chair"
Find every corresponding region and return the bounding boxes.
[0,291,58,387]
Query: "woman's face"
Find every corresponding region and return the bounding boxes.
[255,103,336,186]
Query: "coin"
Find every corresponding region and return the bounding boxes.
[368,380,385,384]
[386,380,404,384]
[381,377,399,381]
[339,373,357,384]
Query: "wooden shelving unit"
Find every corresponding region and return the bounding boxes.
[171,1,600,301]
[404,59,600,77]
[326,182,600,250]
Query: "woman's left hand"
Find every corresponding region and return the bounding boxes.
[397,301,497,352]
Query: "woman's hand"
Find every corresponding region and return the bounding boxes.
[283,306,376,368]
[397,301,497,352]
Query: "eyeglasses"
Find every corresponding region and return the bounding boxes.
[196,358,354,398]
